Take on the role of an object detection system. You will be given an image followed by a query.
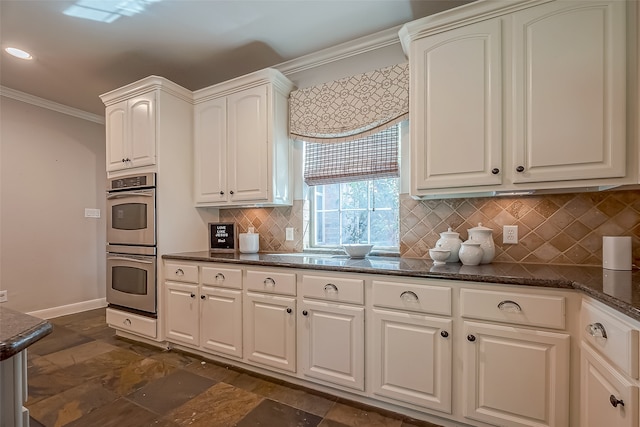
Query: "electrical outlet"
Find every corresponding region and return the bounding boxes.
[0,290,7,303]
[286,227,295,241]
[503,225,518,244]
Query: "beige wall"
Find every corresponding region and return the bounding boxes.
[0,97,106,313]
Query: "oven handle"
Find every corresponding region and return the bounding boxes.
[107,256,154,264]
[107,191,154,200]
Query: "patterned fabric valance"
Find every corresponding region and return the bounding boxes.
[289,63,409,143]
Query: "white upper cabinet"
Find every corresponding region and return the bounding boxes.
[410,18,503,191]
[105,92,156,172]
[194,68,295,207]
[511,0,627,183]
[400,0,636,198]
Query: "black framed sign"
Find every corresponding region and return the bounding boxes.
[209,222,237,253]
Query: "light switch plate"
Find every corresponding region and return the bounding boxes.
[85,208,101,218]
[503,225,518,244]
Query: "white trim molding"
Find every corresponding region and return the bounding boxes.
[0,86,105,124]
[27,298,107,320]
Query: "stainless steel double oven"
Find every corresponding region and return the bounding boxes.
[106,173,157,316]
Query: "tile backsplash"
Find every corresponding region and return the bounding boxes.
[220,190,640,267]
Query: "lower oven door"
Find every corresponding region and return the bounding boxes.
[107,253,156,315]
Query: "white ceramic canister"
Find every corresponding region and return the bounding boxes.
[467,223,495,264]
[435,227,463,263]
[239,232,259,254]
[459,239,483,266]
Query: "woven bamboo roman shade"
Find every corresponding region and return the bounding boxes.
[289,63,409,142]
[304,124,399,186]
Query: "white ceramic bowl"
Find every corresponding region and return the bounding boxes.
[343,244,374,258]
[429,248,451,265]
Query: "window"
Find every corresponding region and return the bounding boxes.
[305,124,401,251]
[310,178,399,249]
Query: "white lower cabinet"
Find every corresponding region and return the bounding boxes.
[581,343,638,427]
[164,281,199,346]
[243,291,296,372]
[462,321,570,427]
[299,299,365,391]
[200,285,243,357]
[372,309,452,413]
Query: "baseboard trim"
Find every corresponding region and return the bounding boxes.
[27,298,107,319]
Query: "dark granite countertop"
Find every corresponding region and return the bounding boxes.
[0,307,52,361]
[163,251,640,323]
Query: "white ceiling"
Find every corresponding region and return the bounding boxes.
[0,0,471,116]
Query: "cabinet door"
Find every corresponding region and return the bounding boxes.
[128,92,157,168]
[463,321,570,427]
[299,300,365,391]
[227,85,269,203]
[581,342,639,427]
[411,18,502,192]
[511,0,626,183]
[105,101,128,172]
[244,292,296,372]
[200,286,242,358]
[372,309,452,413]
[194,98,228,204]
[165,282,199,347]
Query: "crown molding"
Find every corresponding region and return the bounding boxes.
[0,86,104,124]
[275,25,403,76]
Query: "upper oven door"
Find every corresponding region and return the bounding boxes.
[107,189,156,246]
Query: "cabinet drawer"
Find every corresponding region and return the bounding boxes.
[460,288,565,330]
[373,280,451,316]
[164,263,198,283]
[581,299,639,379]
[201,265,242,289]
[301,275,364,304]
[106,308,157,339]
[246,270,296,296]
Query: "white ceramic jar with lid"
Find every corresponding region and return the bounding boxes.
[467,223,495,264]
[459,239,483,266]
[435,227,463,262]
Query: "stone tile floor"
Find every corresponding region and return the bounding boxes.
[25,308,445,427]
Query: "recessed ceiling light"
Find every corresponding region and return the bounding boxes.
[5,47,33,60]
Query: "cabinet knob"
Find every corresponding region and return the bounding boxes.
[516,165,525,173]
[302,310,308,316]
[230,190,234,195]
[586,322,608,339]
[467,334,476,342]
[491,168,500,175]
[219,191,224,195]
[200,295,205,300]
[610,395,624,408]
[440,331,449,338]
[190,293,195,298]
[122,158,126,163]
[286,308,292,314]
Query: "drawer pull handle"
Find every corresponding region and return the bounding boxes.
[498,300,522,313]
[610,395,624,408]
[175,268,184,276]
[400,291,419,302]
[215,273,225,282]
[324,283,338,292]
[586,322,608,339]
[123,318,131,326]
[263,277,276,286]
[440,331,449,338]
